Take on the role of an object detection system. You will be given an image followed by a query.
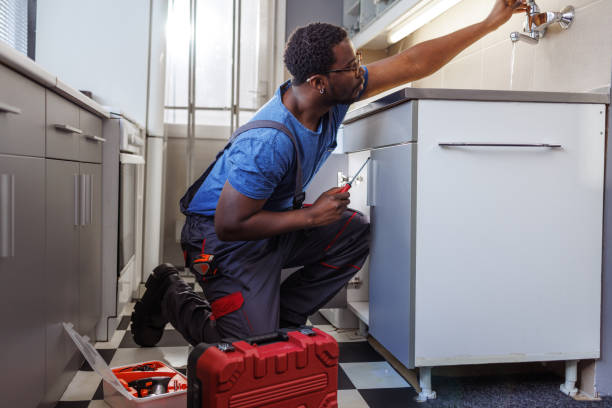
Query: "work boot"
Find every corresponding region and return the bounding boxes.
[131,263,181,347]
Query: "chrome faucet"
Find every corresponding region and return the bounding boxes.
[510,1,575,44]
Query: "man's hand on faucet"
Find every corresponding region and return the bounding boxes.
[485,0,528,30]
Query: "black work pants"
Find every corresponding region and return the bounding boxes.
[164,210,370,343]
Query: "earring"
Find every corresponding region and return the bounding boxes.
[320,88,325,95]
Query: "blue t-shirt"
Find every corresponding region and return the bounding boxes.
[187,69,369,216]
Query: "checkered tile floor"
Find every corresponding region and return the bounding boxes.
[55,278,612,408]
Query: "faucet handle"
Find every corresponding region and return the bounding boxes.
[558,6,575,30]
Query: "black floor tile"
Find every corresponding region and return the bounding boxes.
[80,349,116,371]
[54,402,91,408]
[117,315,131,330]
[359,388,419,408]
[338,365,355,390]
[92,380,104,400]
[119,329,190,348]
[338,341,384,363]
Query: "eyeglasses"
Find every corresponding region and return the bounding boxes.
[324,52,362,78]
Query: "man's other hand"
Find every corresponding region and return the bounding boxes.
[306,187,350,227]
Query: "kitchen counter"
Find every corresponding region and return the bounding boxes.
[0,41,110,118]
[344,87,610,124]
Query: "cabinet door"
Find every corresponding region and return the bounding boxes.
[0,155,45,407]
[79,109,103,163]
[46,91,80,161]
[368,143,416,369]
[414,100,605,365]
[78,163,102,339]
[0,64,45,157]
[44,159,81,404]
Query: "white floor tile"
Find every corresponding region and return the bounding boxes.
[59,371,101,401]
[337,389,369,408]
[110,347,190,369]
[95,329,126,349]
[315,325,367,342]
[341,361,411,390]
[88,400,111,407]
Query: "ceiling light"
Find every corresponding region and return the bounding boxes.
[387,0,464,44]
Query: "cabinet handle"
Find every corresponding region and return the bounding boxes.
[80,174,88,226]
[74,174,80,226]
[87,174,92,225]
[54,124,83,135]
[0,102,22,115]
[0,174,15,258]
[438,142,562,148]
[366,158,376,207]
[84,134,107,143]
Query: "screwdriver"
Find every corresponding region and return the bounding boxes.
[339,157,370,193]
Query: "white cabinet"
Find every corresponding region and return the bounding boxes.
[414,100,604,366]
[342,90,607,372]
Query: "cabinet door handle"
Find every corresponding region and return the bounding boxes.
[84,134,107,143]
[87,174,92,225]
[366,158,376,207]
[80,174,88,226]
[0,102,22,115]
[54,124,83,135]
[74,174,80,226]
[438,142,562,148]
[0,174,15,258]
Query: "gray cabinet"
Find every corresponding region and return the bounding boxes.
[0,64,45,157]
[0,155,46,408]
[1,62,105,407]
[368,143,416,369]
[44,159,81,405]
[43,159,102,404]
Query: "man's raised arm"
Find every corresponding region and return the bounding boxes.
[360,0,526,100]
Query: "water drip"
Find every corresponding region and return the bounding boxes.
[510,42,517,90]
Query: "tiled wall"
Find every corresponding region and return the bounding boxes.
[387,0,611,92]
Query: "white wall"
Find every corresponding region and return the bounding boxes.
[387,0,611,93]
[35,0,151,125]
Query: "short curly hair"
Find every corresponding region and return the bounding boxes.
[284,23,348,85]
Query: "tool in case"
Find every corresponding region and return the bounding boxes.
[188,327,339,408]
[64,323,187,407]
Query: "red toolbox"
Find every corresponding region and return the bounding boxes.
[187,327,338,408]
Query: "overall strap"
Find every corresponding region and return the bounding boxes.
[179,120,305,215]
[231,120,305,210]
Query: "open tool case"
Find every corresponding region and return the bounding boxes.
[64,323,187,407]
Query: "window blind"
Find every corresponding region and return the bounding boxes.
[0,0,29,55]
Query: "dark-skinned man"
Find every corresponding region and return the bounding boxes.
[131,0,527,347]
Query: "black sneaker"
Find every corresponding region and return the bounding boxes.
[131,263,181,347]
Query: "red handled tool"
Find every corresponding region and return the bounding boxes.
[339,157,370,193]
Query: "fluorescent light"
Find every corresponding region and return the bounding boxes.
[387,0,464,44]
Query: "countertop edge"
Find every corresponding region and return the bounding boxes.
[0,41,110,119]
[344,87,610,124]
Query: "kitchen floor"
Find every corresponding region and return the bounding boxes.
[56,276,612,408]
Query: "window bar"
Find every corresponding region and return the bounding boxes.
[186,0,197,185]
[234,0,242,131]
[230,0,237,135]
